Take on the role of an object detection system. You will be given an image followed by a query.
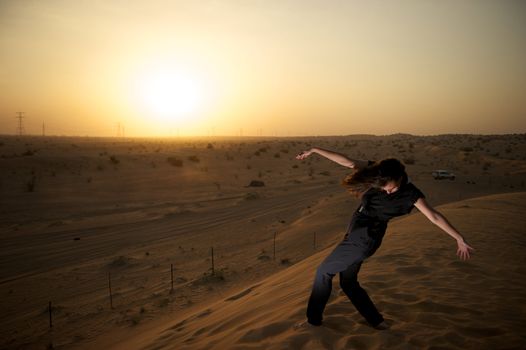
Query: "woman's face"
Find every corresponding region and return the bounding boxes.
[381,181,399,194]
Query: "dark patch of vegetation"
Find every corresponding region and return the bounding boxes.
[166,157,183,167]
[109,155,119,164]
[244,192,260,200]
[22,149,37,156]
[280,258,291,265]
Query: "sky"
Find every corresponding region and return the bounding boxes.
[1,0,525,137]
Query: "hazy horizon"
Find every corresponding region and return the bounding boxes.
[1,0,525,137]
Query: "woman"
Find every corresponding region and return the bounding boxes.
[295,147,474,330]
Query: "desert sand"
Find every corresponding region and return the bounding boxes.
[1,133,525,349]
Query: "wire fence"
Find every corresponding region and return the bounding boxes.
[1,229,336,349]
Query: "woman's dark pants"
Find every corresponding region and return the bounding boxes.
[306,216,386,327]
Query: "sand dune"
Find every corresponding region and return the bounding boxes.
[1,134,525,349]
[104,192,526,350]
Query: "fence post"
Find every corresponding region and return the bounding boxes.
[49,301,52,328]
[108,272,113,309]
[170,263,174,292]
[273,232,276,261]
[211,247,215,276]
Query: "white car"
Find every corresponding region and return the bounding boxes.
[432,170,456,180]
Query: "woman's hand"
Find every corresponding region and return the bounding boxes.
[456,239,475,260]
[296,149,314,160]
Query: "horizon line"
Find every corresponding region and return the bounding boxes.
[1,132,525,139]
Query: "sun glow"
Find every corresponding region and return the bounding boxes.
[134,66,207,124]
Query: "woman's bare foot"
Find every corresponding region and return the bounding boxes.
[373,320,390,330]
[293,320,321,330]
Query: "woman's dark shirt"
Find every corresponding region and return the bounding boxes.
[358,182,425,221]
[356,160,426,222]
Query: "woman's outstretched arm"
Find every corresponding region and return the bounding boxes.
[413,198,475,260]
[295,147,369,169]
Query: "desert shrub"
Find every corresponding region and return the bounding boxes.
[258,254,271,261]
[130,314,141,326]
[403,157,415,165]
[200,269,225,282]
[109,155,119,164]
[158,298,170,307]
[280,258,291,265]
[461,147,473,152]
[22,149,36,156]
[188,155,200,162]
[207,143,214,149]
[274,153,280,158]
[245,192,260,200]
[166,157,183,167]
[107,255,134,268]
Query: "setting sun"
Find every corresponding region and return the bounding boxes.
[134,67,205,124]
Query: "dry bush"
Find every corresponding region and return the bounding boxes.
[166,157,183,167]
[109,155,119,164]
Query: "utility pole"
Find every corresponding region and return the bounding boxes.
[116,122,124,137]
[15,112,25,136]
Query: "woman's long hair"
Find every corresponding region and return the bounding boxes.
[341,158,408,197]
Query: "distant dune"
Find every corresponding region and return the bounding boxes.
[94,192,526,350]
